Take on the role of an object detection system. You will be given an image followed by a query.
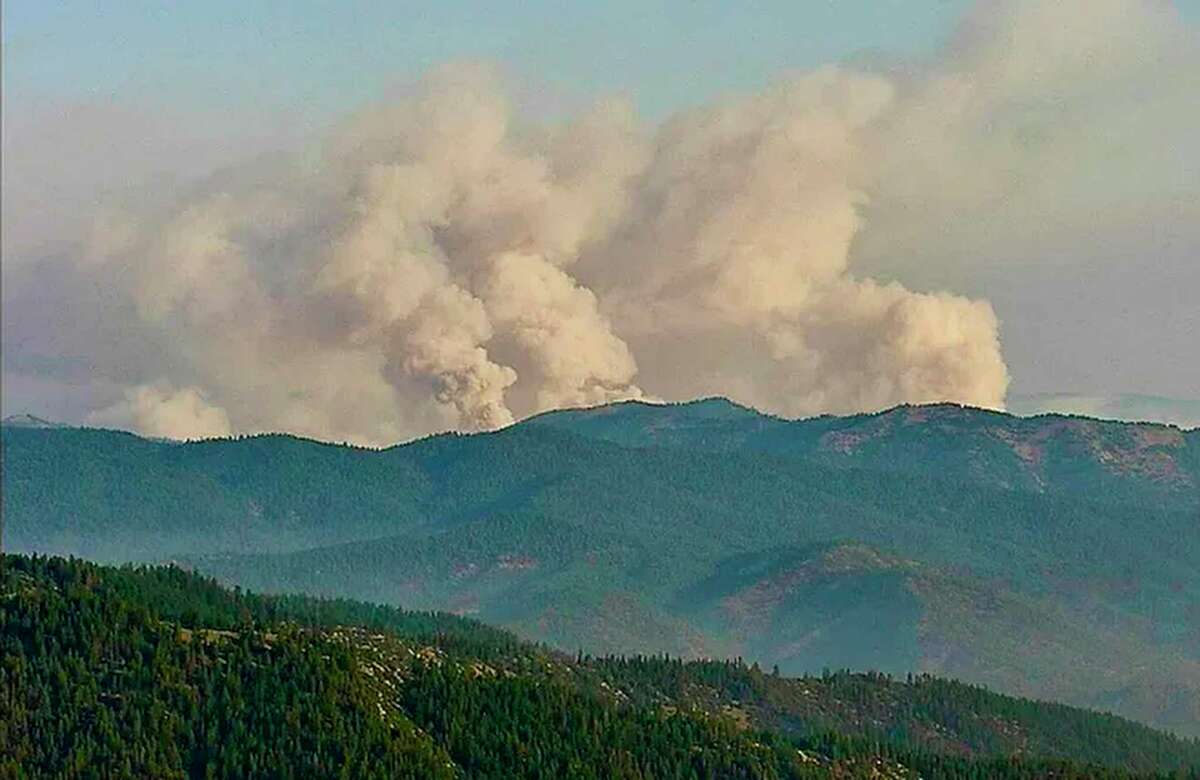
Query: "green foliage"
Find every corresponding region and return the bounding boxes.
[583,657,1200,773]
[2,555,1198,779]
[0,555,454,779]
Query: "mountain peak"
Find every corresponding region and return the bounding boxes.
[1,413,64,429]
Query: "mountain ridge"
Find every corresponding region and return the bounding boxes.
[0,413,65,429]
[6,396,1196,445]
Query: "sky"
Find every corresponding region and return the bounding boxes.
[3,1,1198,440]
[4,1,989,119]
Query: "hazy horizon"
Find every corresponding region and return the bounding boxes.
[6,391,1199,447]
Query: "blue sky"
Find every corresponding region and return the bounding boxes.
[8,1,1198,121]
[4,1,1003,120]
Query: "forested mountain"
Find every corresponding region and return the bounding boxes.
[526,399,1200,502]
[3,554,1198,779]
[3,401,1199,736]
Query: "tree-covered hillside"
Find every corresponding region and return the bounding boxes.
[3,401,1198,736]
[3,555,1198,779]
[526,399,1200,503]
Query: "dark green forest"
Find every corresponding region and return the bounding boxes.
[2,554,1198,779]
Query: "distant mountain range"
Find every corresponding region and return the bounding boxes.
[1008,393,1200,430]
[3,399,1199,737]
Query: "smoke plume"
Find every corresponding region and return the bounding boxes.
[3,0,1195,443]
[91,384,233,441]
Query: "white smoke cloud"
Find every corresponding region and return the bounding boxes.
[859,0,1200,265]
[481,251,642,411]
[570,67,1007,417]
[3,0,1194,443]
[392,284,517,430]
[91,384,232,440]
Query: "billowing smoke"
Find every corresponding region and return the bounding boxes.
[91,384,232,441]
[3,0,1195,444]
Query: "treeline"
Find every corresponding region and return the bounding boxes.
[88,557,525,659]
[583,655,1200,773]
